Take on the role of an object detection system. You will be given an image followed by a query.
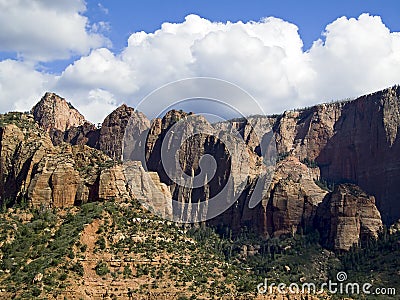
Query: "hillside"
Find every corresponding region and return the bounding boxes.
[0,87,399,299]
[0,200,399,299]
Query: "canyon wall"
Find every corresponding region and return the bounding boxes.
[1,86,399,250]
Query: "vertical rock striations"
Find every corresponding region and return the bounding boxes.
[1,86,399,250]
[99,104,150,160]
[32,92,86,132]
[316,184,383,251]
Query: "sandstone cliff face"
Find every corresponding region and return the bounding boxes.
[0,113,152,208]
[0,113,54,205]
[274,103,343,161]
[99,104,150,160]
[266,157,327,236]
[123,161,173,219]
[316,184,383,251]
[142,111,274,224]
[210,156,327,237]
[27,145,80,207]
[2,86,398,251]
[32,92,86,132]
[24,142,132,207]
[269,86,400,224]
[98,165,130,201]
[131,101,388,245]
[51,122,99,148]
[314,86,400,224]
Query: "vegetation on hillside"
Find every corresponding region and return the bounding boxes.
[0,199,398,299]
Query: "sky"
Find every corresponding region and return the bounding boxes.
[0,0,400,123]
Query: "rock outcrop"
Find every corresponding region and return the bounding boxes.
[51,121,99,148]
[27,145,81,207]
[210,156,328,237]
[0,112,54,205]
[316,184,383,251]
[32,92,86,132]
[273,86,400,223]
[315,87,400,224]
[2,86,400,251]
[0,112,158,208]
[98,165,130,201]
[99,104,150,160]
[124,161,173,219]
[265,157,328,236]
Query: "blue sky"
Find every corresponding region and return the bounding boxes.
[0,0,399,122]
[94,0,400,51]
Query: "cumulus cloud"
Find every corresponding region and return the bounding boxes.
[1,13,400,123]
[0,60,55,112]
[75,88,118,123]
[0,0,110,61]
[306,14,400,102]
[56,15,315,117]
[58,48,136,95]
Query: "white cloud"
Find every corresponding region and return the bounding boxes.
[74,88,118,124]
[57,48,137,95]
[58,15,315,116]
[306,14,400,102]
[1,13,400,123]
[0,60,54,112]
[0,0,110,61]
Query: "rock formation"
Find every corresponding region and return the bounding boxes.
[32,92,86,132]
[99,104,150,160]
[316,184,383,251]
[1,86,399,251]
[0,112,54,205]
[51,121,99,148]
[124,161,173,219]
[27,145,81,207]
[0,111,158,208]
[272,86,400,223]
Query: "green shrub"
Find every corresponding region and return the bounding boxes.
[80,244,87,252]
[123,265,132,278]
[96,236,106,250]
[71,262,84,276]
[301,157,318,168]
[31,286,41,297]
[95,261,109,276]
[59,272,67,281]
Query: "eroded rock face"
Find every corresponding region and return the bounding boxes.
[315,87,400,224]
[32,92,86,132]
[51,122,99,148]
[98,165,130,201]
[316,184,383,251]
[0,113,54,204]
[26,143,130,207]
[136,101,391,241]
[271,86,400,224]
[27,145,80,207]
[211,156,327,237]
[2,86,399,251]
[99,104,150,160]
[266,157,328,237]
[0,116,147,208]
[274,103,343,161]
[124,161,172,219]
